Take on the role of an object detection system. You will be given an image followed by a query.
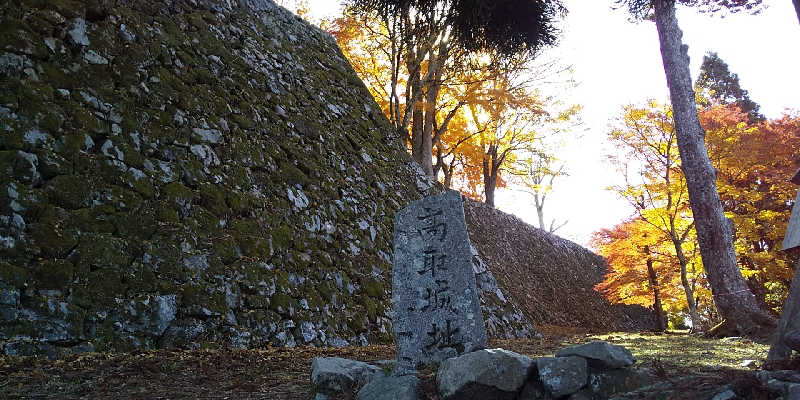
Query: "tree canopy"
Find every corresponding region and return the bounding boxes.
[696,52,763,122]
[347,0,566,56]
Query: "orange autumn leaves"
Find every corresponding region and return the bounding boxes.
[326,9,575,203]
[595,103,800,325]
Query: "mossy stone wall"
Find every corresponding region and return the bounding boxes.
[0,0,438,357]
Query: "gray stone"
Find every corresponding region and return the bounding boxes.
[436,348,533,400]
[68,18,90,46]
[536,356,588,398]
[119,23,136,43]
[0,285,20,307]
[740,359,757,368]
[585,366,656,398]
[190,144,220,168]
[23,129,50,148]
[393,190,488,369]
[192,128,222,144]
[183,254,209,271]
[711,388,737,400]
[357,375,420,400]
[84,50,108,65]
[517,381,546,400]
[311,357,383,396]
[151,295,177,336]
[786,329,800,352]
[299,321,317,343]
[0,52,24,76]
[556,341,636,369]
[13,151,39,184]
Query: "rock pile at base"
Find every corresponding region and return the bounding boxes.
[310,341,658,400]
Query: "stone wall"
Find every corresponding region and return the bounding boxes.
[0,0,444,357]
[0,0,646,358]
[0,0,541,358]
[463,198,655,332]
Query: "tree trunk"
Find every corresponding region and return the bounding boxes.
[645,247,667,332]
[794,0,800,25]
[483,145,498,207]
[768,258,800,360]
[673,239,704,332]
[408,50,425,168]
[535,193,546,231]
[652,0,775,336]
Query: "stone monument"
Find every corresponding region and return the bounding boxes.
[768,168,800,360]
[392,190,488,371]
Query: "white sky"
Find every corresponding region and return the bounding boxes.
[298,0,800,246]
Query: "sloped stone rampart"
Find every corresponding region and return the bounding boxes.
[463,198,655,332]
[0,0,437,356]
[0,0,540,357]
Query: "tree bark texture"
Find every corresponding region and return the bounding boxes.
[794,0,800,25]
[483,144,499,207]
[768,258,800,360]
[645,247,667,332]
[535,194,546,231]
[653,0,774,335]
[672,239,703,331]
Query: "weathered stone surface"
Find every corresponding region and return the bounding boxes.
[463,198,656,333]
[757,370,800,397]
[393,190,488,369]
[585,366,656,398]
[436,348,533,400]
[536,356,588,398]
[710,388,736,400]
[556,341,636,369]
[517,381,547,400]
[357,375,420,400]
[311,357,383,396]
[0,0,441,356]
[769,258,800,360]
[471,244,535,339]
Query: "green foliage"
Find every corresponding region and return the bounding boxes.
[696,52,763,122]
[348,0,566,56]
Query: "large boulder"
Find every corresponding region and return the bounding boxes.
[311,357,383,396]
[535,356,588,398]
[436,348,534,400]
[357,375,420,400]
[556,341,636,369]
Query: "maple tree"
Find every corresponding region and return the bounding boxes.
[329,9,577,206]
[599,100,800,331]
[607,101,705,331]
[335,0,566,179]
[701,105,800,313]
[592,218,696,331]
[512,151,568,233]
[618,0,774,337]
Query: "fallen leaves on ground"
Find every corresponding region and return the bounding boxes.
[0,331,779,399]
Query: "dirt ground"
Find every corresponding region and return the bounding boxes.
[0,330,782,399]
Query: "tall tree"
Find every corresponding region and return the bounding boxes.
[702,105,800,313]
[618,0,775,336]
[592,218,688,332]
[695,52,763,122]
[344,0,565,178]
[513,151,568,233]
[794,0,800,25]
[609,101,704,330]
